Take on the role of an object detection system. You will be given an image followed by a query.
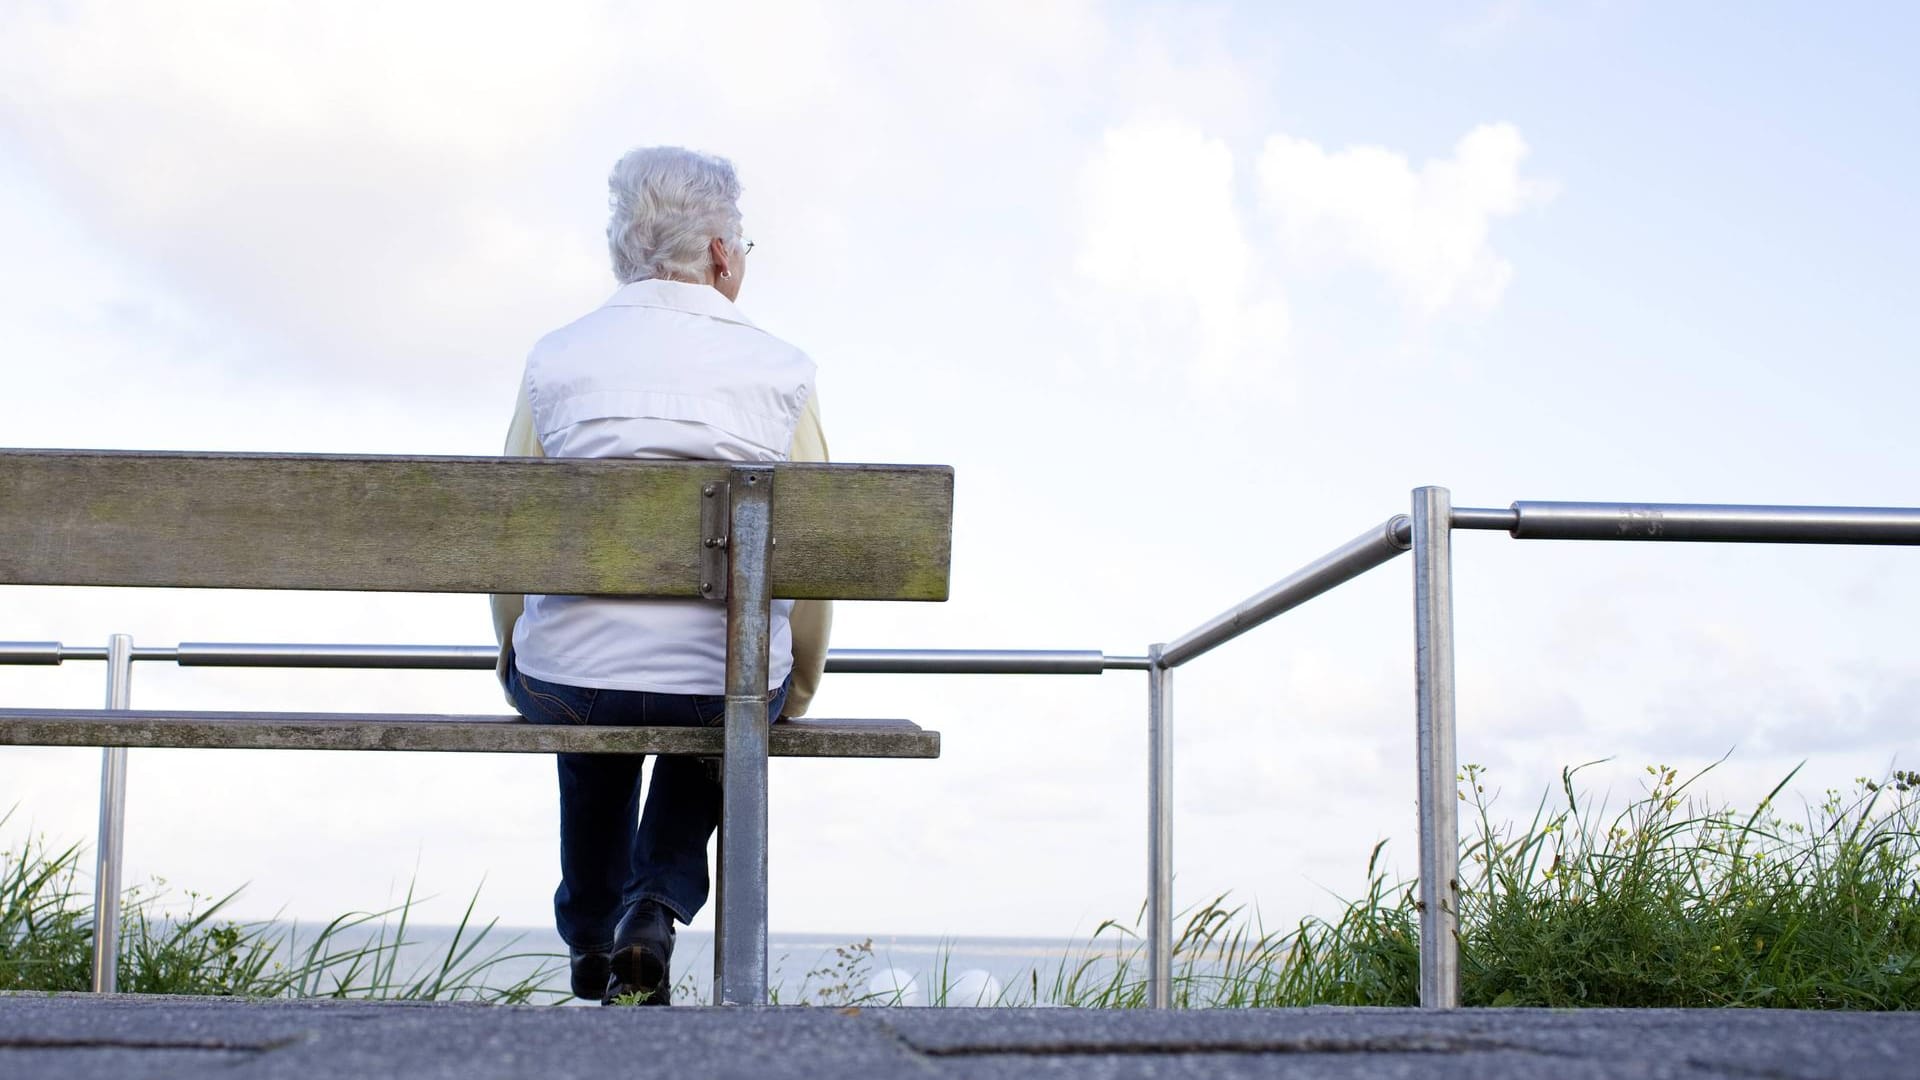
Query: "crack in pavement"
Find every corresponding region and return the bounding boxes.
[902,1034,1529,1057]
[0,1033,305,1053]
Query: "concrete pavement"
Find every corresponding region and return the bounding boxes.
[2,993,1915,1079]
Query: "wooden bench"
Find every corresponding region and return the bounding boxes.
[0,449,954,1004]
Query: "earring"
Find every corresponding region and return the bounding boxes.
[720,270,732,279]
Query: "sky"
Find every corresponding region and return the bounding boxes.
[0,0,1915,943]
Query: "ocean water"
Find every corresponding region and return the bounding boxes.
[278,922,1141,1007]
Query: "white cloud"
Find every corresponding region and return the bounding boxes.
[1069,117,1552,381]
[1256,122,1554,316]
[1072,116,1288,379]
[0,1,626,392]
[0,0,1126,400]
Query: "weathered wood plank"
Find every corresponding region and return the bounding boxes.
[0,451,952,600]
[0,709,940,759]
[772,465,954,601]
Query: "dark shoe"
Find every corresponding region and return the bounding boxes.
[606,900,675,1005]
[569,949,611,1001]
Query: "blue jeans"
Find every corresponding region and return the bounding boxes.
[508,661,789,952]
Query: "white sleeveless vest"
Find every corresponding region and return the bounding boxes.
[512,279,816,694]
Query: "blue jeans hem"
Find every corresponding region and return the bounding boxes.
[627,891,693,926]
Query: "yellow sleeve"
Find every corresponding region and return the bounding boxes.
[782,392,832,718]
[491,377,543,702]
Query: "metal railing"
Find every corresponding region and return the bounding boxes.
[3,641,1148,996]
[7,487,1919,1006]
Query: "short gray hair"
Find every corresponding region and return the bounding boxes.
[606,146,745,284]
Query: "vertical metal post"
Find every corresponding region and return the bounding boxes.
[1146,643,1174,1008]
[717,466,774,1005]
[91,633,133,994]
[1412,487,1460,1008]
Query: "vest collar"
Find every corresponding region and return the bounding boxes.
[603,279,759,329]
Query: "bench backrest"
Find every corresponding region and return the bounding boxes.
[0,451,953,601]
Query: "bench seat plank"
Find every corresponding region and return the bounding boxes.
[0,709,938,759]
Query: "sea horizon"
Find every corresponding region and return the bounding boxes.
[258,920,1143,1007]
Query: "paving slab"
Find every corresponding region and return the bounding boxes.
[2,993,1916,1080]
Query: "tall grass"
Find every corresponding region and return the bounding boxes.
[807,763,1920,1009]
[0,831,91,992]
[0,817,560,1002]
[6,762,1915,1008]
[1010,762,1919,1009]
[1456,761,1920,1008]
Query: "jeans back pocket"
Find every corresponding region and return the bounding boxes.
[513,669,599,726]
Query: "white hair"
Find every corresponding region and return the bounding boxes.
[606,146,745,284]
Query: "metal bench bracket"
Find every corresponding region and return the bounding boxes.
[700,480,730,600]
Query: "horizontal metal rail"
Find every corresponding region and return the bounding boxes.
[1,642,105,663]
[173,643,496,669]
[1498,501,1920,544]
[826,649,1151,673]
[1448,507,1519,531]
[0,644,1147,674]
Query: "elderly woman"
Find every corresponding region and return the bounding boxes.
[490,146,831,1005]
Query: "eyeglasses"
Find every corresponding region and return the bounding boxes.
[742,237,756,255]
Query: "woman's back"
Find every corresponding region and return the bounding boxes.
[511,278,816,695]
